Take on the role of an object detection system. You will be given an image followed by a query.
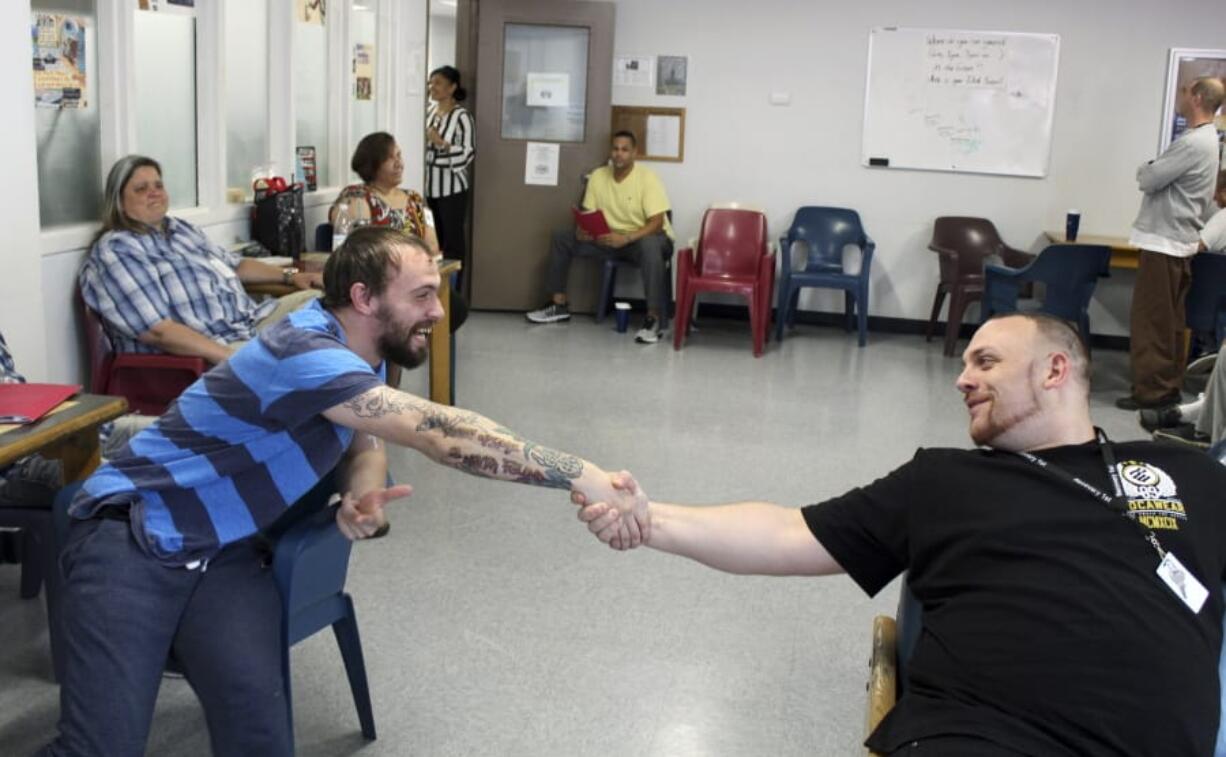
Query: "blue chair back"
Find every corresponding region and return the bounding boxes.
[1187,253,1226,348]
[315,223,334,253]
[784,206,867,271]
[983,244,1110,343]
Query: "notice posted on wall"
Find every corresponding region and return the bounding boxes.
[32,13,88,109]
[524,142,560,186]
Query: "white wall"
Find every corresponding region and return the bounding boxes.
[608,0,1226,336]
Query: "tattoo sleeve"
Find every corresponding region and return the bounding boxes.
[343,387,585,490]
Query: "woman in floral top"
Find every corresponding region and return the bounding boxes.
[330,132,441,254]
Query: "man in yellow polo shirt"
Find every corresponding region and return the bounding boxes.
[526,130,673,344]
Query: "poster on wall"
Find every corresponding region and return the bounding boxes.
[656,55,688,96]
[298,0,325,25]
[614,55,654,88]
[526,73,570,107]
[353,43,375,101]
[31,13,88,109]
[296,146,318,191]
[524,142,560,186]
[1159,48,1226,155]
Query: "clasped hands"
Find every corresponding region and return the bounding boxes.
[572,471,650,551]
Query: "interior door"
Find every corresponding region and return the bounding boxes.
[468,0,614,312]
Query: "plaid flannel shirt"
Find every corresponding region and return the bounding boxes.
[79,217,276,353]
[0,332,26,384]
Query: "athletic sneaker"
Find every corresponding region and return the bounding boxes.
[525,302,570,323]
[635,315,662,344]
[1138,404,1183,432]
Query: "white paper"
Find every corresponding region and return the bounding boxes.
[526,72,570,107]
[614,55,654,87]
[524,142,560,186]
[646,114,682,158]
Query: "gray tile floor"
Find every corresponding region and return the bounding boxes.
[0,313,1150,756]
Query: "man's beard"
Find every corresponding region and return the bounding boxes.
[377,305,430,369]
[971,385,1042,448]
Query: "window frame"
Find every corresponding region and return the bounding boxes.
[39,0,402,256]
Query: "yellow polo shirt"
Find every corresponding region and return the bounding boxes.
[582,164,673,239]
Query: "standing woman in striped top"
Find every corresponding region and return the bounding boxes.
[425,66,475,292]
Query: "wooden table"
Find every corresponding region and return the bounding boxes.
[0,394,129,483]
[244,255,462,406]
[1044,231,1140,270]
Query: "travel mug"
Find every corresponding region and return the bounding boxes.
[614,302,631,333]
[1066,210,1081,242]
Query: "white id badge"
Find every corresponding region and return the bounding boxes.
[1157,552,1208,613]
[423,207,436,228]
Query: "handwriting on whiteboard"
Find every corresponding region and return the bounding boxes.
[925,34,1006,88]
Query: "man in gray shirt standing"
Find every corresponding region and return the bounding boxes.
[1117,76,1223,412]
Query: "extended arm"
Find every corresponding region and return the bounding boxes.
[322,386,648,541]
[576,482,841,575]
[236,258,321,290]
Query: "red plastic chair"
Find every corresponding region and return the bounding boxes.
[673,207,776,357]
[77,291,206,416]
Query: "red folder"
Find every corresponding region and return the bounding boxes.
[0,383,81,424]
[572,207,611,237]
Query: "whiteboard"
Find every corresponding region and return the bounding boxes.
[861,27,1060,177]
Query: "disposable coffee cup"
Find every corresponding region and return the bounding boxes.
[1065,210,1081,242]
[614,302,631,333]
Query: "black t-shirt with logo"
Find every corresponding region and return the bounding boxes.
[802,440,1226,756]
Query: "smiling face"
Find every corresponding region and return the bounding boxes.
[372,245,444,369]
[428,73,456,104]
[121,165,169,227]
[373,142,404,188]
[956,317,1047,449]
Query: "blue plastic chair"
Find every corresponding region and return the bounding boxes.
[981,244,1111,344]
[775,207,876,347]
[51,474,376,744]
[1187,253,1226,357]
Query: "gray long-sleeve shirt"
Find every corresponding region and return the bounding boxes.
[1130,123,1220,257]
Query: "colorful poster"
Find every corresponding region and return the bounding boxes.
[353,43,374,101]
[31,13,87,109]
[298,0,326,25]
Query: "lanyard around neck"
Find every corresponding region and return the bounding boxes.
[1014,429,1167,561]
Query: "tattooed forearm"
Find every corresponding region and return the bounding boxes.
[523,442,584,488]
[445,447,501,477]
[343,389,417,418]
[501,459,570,490]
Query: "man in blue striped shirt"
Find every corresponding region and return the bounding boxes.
[41,227,648,757]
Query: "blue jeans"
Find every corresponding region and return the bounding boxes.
[38,516,290,757]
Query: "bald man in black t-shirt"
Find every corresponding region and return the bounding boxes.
[577,312,1226,756]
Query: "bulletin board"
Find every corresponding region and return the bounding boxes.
[611,105,686,162]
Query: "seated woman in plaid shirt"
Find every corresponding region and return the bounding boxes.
[79,155,323,366]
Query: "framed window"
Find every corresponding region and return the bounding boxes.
[1159,48,1226,154]
[33,1,102,228]
[224,0,269,202]
[134,5,199,209]
[294,6,331,188]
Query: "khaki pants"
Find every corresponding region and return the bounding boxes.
[1129,250,1192,404]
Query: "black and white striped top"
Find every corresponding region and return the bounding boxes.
[425,105,475,199]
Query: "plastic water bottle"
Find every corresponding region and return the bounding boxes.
[332,202,351,251]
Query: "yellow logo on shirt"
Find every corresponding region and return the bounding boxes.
[1117,460,1186,531]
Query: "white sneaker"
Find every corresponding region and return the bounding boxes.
[525,303,571,323]
[635,316,662,344]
